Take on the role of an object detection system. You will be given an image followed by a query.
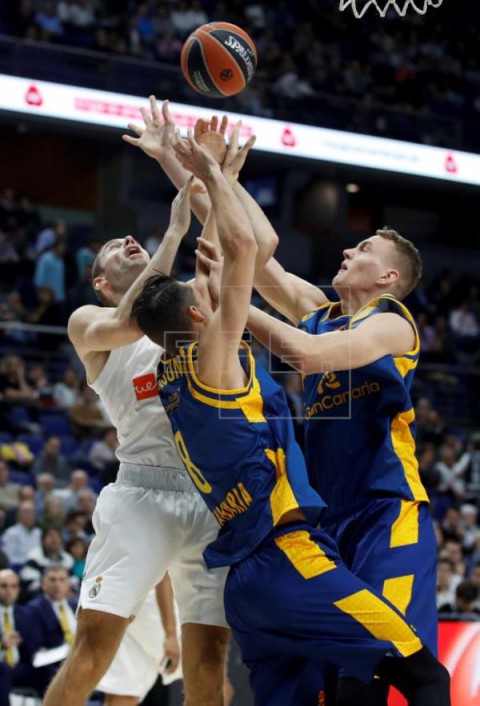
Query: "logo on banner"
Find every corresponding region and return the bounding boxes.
[25,84,43,107]
[281,126,297,147]
[133,372,158,401]
[445,152,458,174]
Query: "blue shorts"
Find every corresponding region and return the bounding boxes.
[325,498,438,661]
[224,523,423,706]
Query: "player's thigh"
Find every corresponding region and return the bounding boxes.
[169,493,229,628]
[334,500,437,652]
[105,697,139,706]
[225,528,422,682]
[81,484,183,618]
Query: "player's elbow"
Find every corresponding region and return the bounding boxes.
[225,230,258,258]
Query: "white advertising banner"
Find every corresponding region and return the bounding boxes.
[1,72,479,186]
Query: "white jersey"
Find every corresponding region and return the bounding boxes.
[90,336,183,470]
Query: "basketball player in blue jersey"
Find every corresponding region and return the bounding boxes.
[130,129,450,706]
[245,230,438,705]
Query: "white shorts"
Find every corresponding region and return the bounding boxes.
[97,591,166,699]
[80,464,228,627]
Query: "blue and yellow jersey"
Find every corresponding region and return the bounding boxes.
[157,341,325,569]
[299,293,428,523]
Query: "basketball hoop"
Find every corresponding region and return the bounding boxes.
[339,0,443,18]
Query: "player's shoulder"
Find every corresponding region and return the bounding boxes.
[351,293,414,326]
[299,301,332,326]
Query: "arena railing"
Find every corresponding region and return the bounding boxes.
[0,34,468,151]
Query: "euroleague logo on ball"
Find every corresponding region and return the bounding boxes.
[181,22,257,98]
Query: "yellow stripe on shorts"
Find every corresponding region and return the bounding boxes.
[390,500,420,548]
[382,575,415,616]
[275,531,337,579]
[334,589,422,657]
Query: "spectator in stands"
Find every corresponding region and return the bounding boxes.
[68,384,111,437]
[33,237,67,309]
[449,299,480,340]
[471,562,480,593]
[436,557,461,610]
[439,580,480,616]
[53,368,82,409]
[88,427,118,476]
[0,461,21,514]
[75,488,96,536]
[0,355,36,407]
[416,311,436,351]
[35,0,63,39]
[436,443,471,503]
[459,503,480,559]
[27,566,77,694]
[441,507,464,544]
[0,438,34,472]
[75,236,100,281]
[0,291,30,345]
[35,219,66,256]
[32,436,71,488]
[28,286,64,349]
[65,537,87,583]
[1,501,41,566]
[20,528,74,599]
[0,188,18,234]
[42,495,67,531]
[53,368,81,409]
[441,538,467,578]
[54,469,91,511]
[34,473,56,519]
[62,510,89,545]
[0,569,39,705]
[155,29,183,63]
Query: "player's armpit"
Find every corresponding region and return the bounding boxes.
[254,258,329,324]
[68,305,142,354]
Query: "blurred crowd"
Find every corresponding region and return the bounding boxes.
[0,0,479,147]
[0,179,479,697]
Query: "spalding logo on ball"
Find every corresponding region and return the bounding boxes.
[181,22,257,98]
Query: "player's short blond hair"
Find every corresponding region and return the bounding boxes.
[376,227,422,298]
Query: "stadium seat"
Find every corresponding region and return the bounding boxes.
[39,414,70,437]
[0,432,13,444]
[8,469,34,486]
[9,407,31,425]
[17,435,44,456]
[59,435,80,457]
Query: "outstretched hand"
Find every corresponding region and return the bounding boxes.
[122,95,176,161]
[222,121,256,185]
[172,130,220,183]
[194,115,228,165]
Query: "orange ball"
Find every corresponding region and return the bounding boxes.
[181,22,257,98]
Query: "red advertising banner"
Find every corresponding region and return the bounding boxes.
[389,621,480,706]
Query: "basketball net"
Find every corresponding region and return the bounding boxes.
[339,0,443,18]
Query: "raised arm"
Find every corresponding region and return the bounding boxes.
[122,95,210,223]
[173,129,257,389]
[247,306,415,374]
[69,182,192,356]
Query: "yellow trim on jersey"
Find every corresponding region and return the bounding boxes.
[334,589,422,657]
[275,530,337,579]
[266,448,300,525]
[300,302,331,324]
[184,342,267,422]
[390,500,420,548]
[393,355,417,379]
[382,575,415,616]
[349,294,420,357]
[186,341,253,396]
[390,409,429,502]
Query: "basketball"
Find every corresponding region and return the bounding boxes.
[181,22,257,98]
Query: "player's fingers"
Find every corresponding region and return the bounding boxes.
[121,135,139,146]
[127,122,143,136]
[140,106,152,126]
[162,99,173,125]
[197,237,218,254]
[243,135,257,152]
[191,177,207,193]
[149,94,161,123]
[211,115,218,133]
[229,121,241,151]
[219,115,228,136]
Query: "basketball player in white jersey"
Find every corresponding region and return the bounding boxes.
[43,175,230,706]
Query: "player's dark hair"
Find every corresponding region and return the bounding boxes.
[456,580,478,603]
[376,227,422,298]
[131,274,195,352]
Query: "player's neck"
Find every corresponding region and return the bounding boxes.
[339,289,379,316]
